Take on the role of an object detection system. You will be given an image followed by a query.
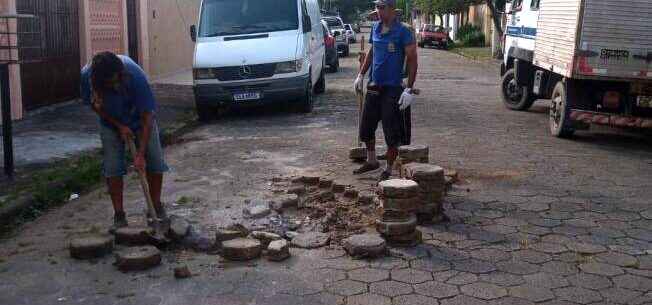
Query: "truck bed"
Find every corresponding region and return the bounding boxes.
[534,0,652,81]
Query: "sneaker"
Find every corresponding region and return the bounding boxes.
[353,162,380,175]
[108,213,128,234]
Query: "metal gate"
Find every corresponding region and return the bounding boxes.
[126,0,139,65]
[17,0,80,110]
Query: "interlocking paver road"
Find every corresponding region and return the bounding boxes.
[1,38,651,305]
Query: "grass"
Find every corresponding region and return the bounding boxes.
[449,46,493,61]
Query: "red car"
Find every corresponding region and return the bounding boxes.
[418,24,449,49]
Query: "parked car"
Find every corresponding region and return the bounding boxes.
[190,0,326,121]
[321,20,339,73]
[322,16,349,57]
[418,24,449,49]
[344,23,356,43]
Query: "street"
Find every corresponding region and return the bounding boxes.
[1,41,652,305]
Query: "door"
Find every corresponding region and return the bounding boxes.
[17,0,80,110]
[126,0,139,65]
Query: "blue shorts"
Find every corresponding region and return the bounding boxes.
[100,122,169,177]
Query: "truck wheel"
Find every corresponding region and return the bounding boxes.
[298,78,313,113]
[549,81,575,138]
[314,68,326,94]
[500,68,535,111]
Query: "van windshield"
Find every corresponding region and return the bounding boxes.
[199,0,299,37]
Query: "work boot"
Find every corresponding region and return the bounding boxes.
[108,212,128,234]
[353,161,380,174]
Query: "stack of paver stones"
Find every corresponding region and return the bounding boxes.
[401,162,446,224]
[376,179,422,247]
[397,144,429,166]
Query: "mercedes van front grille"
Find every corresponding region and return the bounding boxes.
[213,63,277,81]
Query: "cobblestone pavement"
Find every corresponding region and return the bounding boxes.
[1,39,651,305]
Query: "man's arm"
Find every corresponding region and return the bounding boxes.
[405,43,418,90]
[91,93,134,141]
[137,111,153,157]
[359,48,373,76]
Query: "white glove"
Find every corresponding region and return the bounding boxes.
[354,74,364,93]
[398,88,416,110]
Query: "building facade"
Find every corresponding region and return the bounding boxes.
[0,0,200,122]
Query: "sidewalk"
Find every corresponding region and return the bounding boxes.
[0,78,195,192]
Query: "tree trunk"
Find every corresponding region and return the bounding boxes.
[486,0,504,36]
[439,14,444,26]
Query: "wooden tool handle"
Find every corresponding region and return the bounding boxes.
[127,139,158,219]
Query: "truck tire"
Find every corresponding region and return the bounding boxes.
[549,81,575,138]
[500,68,535,111]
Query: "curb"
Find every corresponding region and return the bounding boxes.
[0,117,198,229]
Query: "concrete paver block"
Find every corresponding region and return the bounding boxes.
[173,265,192,279]
[114,226,154,246]
[382,197,421,212]
[378,179,420,199]
[342,234,386,258]
[114,246,162,271]
[347,268,389,283]
[301,175,321,185]
[266,239,290,261]
[291,232,331,249]
[222,238,262,261]
[270,194,299,211]
[332,181,347,193]
[69,235,114,259]
[243,203,271,219]
[460,282,507,300]
[579,262,624,277]
[398,145,429,160]
[369,280,413,297]
[384,229,422,248]
[318,178,333,188]
[250,231,282,248]
[215,228,248,244]
[358,191,375,205]
[376,214,417,236]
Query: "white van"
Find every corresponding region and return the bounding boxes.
[190,0,326,120]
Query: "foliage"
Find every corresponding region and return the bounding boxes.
[456,24,485,46]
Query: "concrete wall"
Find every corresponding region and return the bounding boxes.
[147,0,200,79]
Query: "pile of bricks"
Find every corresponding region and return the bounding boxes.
[402,163,446,224]
[397,145,429,168]
[376,179,422,247]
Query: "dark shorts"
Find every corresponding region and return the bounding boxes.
[359,85,411,148]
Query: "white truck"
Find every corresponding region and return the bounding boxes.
[500,0,652,137]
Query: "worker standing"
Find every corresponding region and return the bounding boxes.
[353,0,418,182]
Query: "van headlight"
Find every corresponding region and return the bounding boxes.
[193,68,216,79]
[275,60,303,74]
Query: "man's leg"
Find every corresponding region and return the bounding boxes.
[143,121,170,218]
[379,87,405,181]
[107,177,125,214]
[354,89,382,174]
[101,124,128,231]
[147,172,164,214]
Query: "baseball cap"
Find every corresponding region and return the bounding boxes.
[374,0,396,7]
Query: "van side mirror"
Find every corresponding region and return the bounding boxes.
[190,25,197,42]
[302,15,311,33]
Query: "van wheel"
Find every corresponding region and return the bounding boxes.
[500,68,535,111]
[196,104,215,122]
[328,57,339,73]
[314,68,326,94]
[549,80,575,138]
[298,78,313,113]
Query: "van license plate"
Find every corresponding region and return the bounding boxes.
[637,96,652,108]
[233,92,261,101]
